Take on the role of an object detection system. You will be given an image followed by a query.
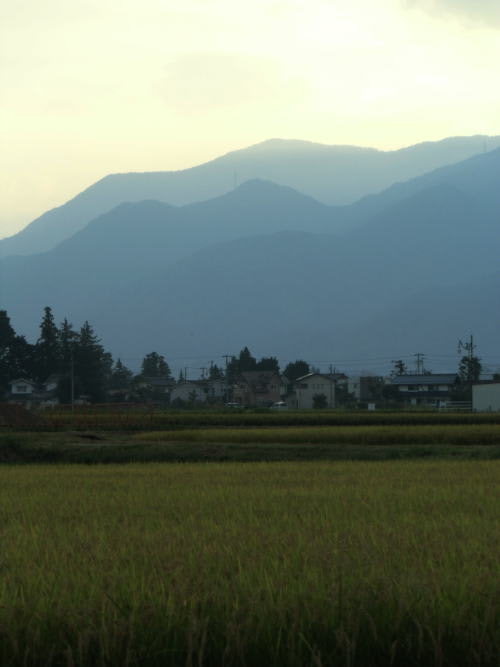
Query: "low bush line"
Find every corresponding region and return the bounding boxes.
[133,423,500,445]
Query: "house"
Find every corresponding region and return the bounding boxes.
[43,374,62,393]
[472,382,500,412]
[347,376,387,402]
[390,374,458,407]
[289,373,336,409]
[9,378,37,397]
[233,371,284,407]
[132,376,175,401]
[206,378,226,402]
[8,377,60,409]
[170,380,209,404]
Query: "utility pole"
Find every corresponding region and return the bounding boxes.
[70,346,75,413]
[414,353,425,375]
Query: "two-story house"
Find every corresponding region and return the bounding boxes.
[390,374,458,407]
[289,373,336,409]
[233,371,284,407]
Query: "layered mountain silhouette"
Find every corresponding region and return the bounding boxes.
[1,145,499,369]
[2,134,499,257]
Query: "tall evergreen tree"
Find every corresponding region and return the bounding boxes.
[58,319,78,371]
[0,311,35,395]
[227,347,257,378]
[391,360,407,376]
[0,310,16,349]
[34,307,60,381]
[56,319,79,404]
[256,356,280,373]
[109,358,134,390]
[74,321,110,402]
[209,363,224,380]
[283,360,310,382]
[140,352,171,378]
[0,311,17,392]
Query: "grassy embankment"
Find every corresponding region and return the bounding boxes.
[0,461,498,666]
[2,411,500,462]
[35,409,500,431]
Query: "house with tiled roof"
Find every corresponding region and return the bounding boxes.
[390,373,458,408]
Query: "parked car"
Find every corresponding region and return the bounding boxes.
[271,401,288,410]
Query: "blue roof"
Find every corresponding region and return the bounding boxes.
[391,374,457,386]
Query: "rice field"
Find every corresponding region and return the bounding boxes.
[134,423,500,446]
[34,409,500,432]
[0,460,498,666]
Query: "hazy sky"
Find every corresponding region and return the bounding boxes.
[2,0,500,237]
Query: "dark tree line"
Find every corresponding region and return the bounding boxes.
[1,312,314,405]
[0,307,118,402]
[226,346,310,382]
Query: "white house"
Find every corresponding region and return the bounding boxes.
[291,373,336,409]
[170,380,208,404]
[9,378,36,396]
[472,382,500,412]
[347,375,386,401]
[390,374,457,407]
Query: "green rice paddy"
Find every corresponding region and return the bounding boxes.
[0,460,498,666]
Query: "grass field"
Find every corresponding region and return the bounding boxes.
[2,422,500,463]
[0,461,498,666]
[135,423,500,445]
[28,409,500,432]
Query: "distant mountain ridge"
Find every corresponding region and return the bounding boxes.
[1,146,499,369]
[2,134,499,257]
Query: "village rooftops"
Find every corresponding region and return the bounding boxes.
[140,377,175,387]
[391,374,457,386]
[9,378,37,387]
[295,372,346,383]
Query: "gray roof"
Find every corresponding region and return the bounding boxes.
[9,378,36,386]
[295,372,346,382]
[391,374,457,386]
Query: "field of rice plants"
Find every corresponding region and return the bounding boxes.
[0,460,498,666]
[35,409,500,432]
[134,423,500,446]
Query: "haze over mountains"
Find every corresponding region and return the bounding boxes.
[1,135,499,373]
[2,134,499,257]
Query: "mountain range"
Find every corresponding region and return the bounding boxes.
[1,137,499,373]
[2,134,499,257]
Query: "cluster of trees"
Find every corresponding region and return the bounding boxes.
[0,308,174,403]
[1,309,317,405]
[1,308,115,402]
[3,305,491,406]
[226,347,310,383]
[391,357,483,383]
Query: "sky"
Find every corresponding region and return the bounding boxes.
[2,0,500,238]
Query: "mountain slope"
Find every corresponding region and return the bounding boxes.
[1,147,499,368]
[2,134,499,256]
[0,181,338,334]
[338,271,500,367]
[344,145,500,228]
